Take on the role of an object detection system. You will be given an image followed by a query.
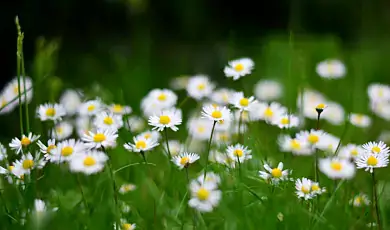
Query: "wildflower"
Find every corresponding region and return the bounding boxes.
[316,133,340,154]
[69,150,108,175]
[37,103,66,121]
[138,130,160,141]
[197,172,221,185]
[355,151,389,173]
[295,178,314,200]
[297,89,327,119]
[214,151,236,168]
[338,144,364,159]
[213,131,232,146]
[201,105,232,122]
[123,136,159,153]
[230,92,256,111]
[368,83,390,102]
[321,102,344,125]
[37,139,57,160]
[186,75,215,100]
[119,184,137,194]
[9,133,40,154]
[172,152,200,169]
[78,99,102,116]
[50,139,86,163]
[188,117,213,141]
[259,162,291,184]
[4,76,33,105]
[210,88,234,105]
[319,157,356,179]
[0,143,7,161]
[350,193,370,207]
[59,89,82,115]
[362,141,390,155]
[272,114,299,129]
[119,219,136,230]
[223,57,254,80]
[148,88,178,109]
[226,144,252,163]
[82,129,118,149]
[254,79,283,101]
[94,111,123,131]
[170,75,189,90]
[148,108,182,132]
[296,129,326,149]
[316,59,346,79]
[370,101,390,120]
[349,113,371,128]
[108,104,132,115]
[13,152,43,175]
[310,182,326,195]
[50,121,73,140]
[125,116,145,133]
[249,101,287,122]
[188,180,221,212]
[278,135,313,155]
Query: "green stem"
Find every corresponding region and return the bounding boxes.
[21,53,30,133]
[372,172,382,230]
[178,96,189,108]
[238,111,243,143]
[16,47,24,137]
[164,128,172,158]
[76,174,89,211]
[203,121,217,181]
[106,153,119,229]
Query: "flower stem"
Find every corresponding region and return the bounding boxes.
[16,18,24,136]
[238,111,243,143]
[105,150,119,229]
[21,51,30,133]
[372,172,382,230]
[203,121,217,180]
[164,128,172,158]
[76,174,89,211]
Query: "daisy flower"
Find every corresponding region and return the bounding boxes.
[169,75,189,90]
[296,129,326,149]
[362,141,390,155]
[319,157,356,179]
[0,93,16,115]
[370,101,390,120]
[78,99,102,116]
[254,79,283,101]
[214,151,236,168]
[210,88,234,105]
[59,89,83,115]
[295,178,314,200]
[123,136,159,153]
[125,116,145,133]
[37,103,66,121]
[50,139,86,163]
[119,183,137,194]
[349,113,371,128]
[201,105,232,122]
[37,139,57,160]
[368,83,390,102]
[13,152,42,175]
[119,219,136,230]
[4,76,33,105]
[148,88,178,109]
[82,129,118,149]
[164,140,183,157]
[50,121,73,140]
[94,111,123,131]
[230,92,256,111]
[9,133,40,154]
[138,130,161,141]
[108,104,132,115]
[226,144,252,163]
[224,57,254,80]
[249,101,287,122]
[69,150,108,175]
[187,117,213,141]
[338,144,364,159]
[259,162,290,184]
[297,89,327,119]
[188,180,221,212]
[186,75,215,100]
[321,102,344,125]
[316,59,346,79]
[272,113,299,129]
[172,152,200,169]
[197,172,221,185]
[349,193,370,207]
[355,151,389,173]
[278,135,313,155]
[310,182,326,196]
[0,143,7,161]
[213,131,232,146]
[316,133,340,154]
[148,108,182,132]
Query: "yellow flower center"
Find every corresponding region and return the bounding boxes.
[264,108,273,117]
[93,133,106,142]
[316,103,325,110]
[83,156,96,166]
[103,117,113,125]
[290,139,301,150]
[1,98,7,107]
[122,223,134,230]
[271,168,282,178]
[8,165,14,171]
[13,85,19,94]
[159,115,171,125]
[211,111,222,119]
[301,186,310,194]
[180,157,190,165]
[233,149,243,157]
[378,88,384,97]
[136,140,146,149]
[21,137,31,146]
[61,146,74,156]
[372,146,381,153]
[197,83,206,91]
[197,126,205,133]
[219,133,229,142]
[331,162,342,171]
[308,134,319,144]
[47,144,56,153]
[45,108,56,117]
[234,63,244,72]
[197,188,210,201]
[311,184,320,191]
[56,127,63,134]
[367,155,378,166]
[22,159,34,169]
[87,105,95,112]
[281,117,289,125]
[112,104,123,113]
[157,93,167,101]
[355,197,362,204]
[326,63,334,74]
[351,149,359,156]
[239,98,249,107]
[144,133,151,139]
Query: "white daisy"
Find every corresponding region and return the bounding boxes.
[296,129,326,149]
[355,152,389,173]
[349,193,370,207]
[213,150,236,168]
[234,110,251,124]
[321,102,344,125]
[138,130,161,142]
[272,113,299,129]
[368,83,390,102]
[119,219,136,230]
[188,180,221,212]
[226,144,252,163]
[82,129,118,149]
[201,105,232,122]
[147,88,178,109]
[370,101,390,120]
[9,133,40,154]
[295,178,314,200]
[119,183,137,194]
[310,182,326,196]
[210,88,234,105]
[0,143,7,161]
[349,113,371,128]
[316,133,340,154]
[316,59,346,79]
[297,89,327,119]
[249,101,287,122]
[4,76,33,105]
[148,108,182,132]
[169,76,189,90]
[37,103,66,121]
[164,140,183,157]
[108,104,132,115]
[78,99,102,116]
[254,79,283,101]
[75,116,93,138]
[362,141,390,155]
[224,57,254,80]
[50,139,86,163]
[338,144,364,159]
[37,139,57,160]
[0,92,17,115]
[213,131,232,146]
[230,92,256,111]
[319,157,356,179]
[259,162,290,184]
[59,89,83,115]
[278,135,313,155]
[186,75,215,100]
[172,152,200,169]
[123,136,159,153]
[69,150,108,175]
[125,116,145,133]
[94,111,123,131]
[50,121,73,140]
[13,152,38,175]
[187,117,213,141]
[197,172,221,185]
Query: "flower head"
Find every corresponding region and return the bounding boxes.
[254,79,283,101]
[362,141,390,155]
[338,144,364,159]
[78,99,102,116]
[355,151,389,173]
[272,114,299,129]
[230,92,256,111]
[37,139,57,161]
[50,121,73,140]
[69,150,108,175]
[123,136,159,153]
[82,129,118,149]
[316,59,346,79]
[368,83,390,103]
[188,180,221,212]
[259,162,291,185]
[210,88,234,105]
[350,113,371,128]
[197,172,221,185]
[59,89,82,115]
[119,184,137,194]
[9,133,40,154]
[186,75,215,100]
[249,101,287,122]
[278,135,313,155]
[148,108,182,132]
[319,157,356,179]
[172,152,200,169]
[94,111,123,131]
[50,139,86,163]
[224,58,254,80]
[201,105,232,122]
[226,144,252,163]
[350,193,370,207]
[188,117,213,141]
[108,104,132,115]
[37,103,66,121]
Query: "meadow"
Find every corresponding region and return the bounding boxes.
[1,16,390,230]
